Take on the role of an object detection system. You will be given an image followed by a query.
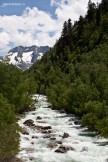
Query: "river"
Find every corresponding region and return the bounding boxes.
[17,94,108,162]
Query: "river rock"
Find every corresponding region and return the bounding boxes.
[32,135,38,139]
[23,119,35,127]
[36,116,42,120]
[47,142,58,149]
[31,142,34,145]
[22,130,29,135]
[59,135,62,137]
[81,146,88,152]
[57,141,62,144]
[42,126,52,130]
[48,130,53,133]
[68,117,74,121]
[47,105,52,108]
[35,125,43,130]
[59,110,65,113]
[41,130,48,134]
[55,145,75,153]
[68,123,73,125]
[62,132,69,138]
[24,137,29,141]
[74,120,81,125]
[50,137,56,140]
[29,157,36,161]
[43,134,51,138]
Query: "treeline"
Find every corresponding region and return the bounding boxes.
[26,0,108,137]
[0,63,36,161]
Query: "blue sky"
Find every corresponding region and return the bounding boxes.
[0,0,102,56]
[0,0,56,17]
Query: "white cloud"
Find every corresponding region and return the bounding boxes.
[0,32,10,52]
[52,0,102,21]
[0,0,102,55]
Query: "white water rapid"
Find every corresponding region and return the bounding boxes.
[17,95,108,162]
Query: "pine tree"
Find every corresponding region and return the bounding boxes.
[77,16,84,37]
[96,4,102,26]
[61,21,68,38]
[67,18,72,33]
[87,0,96,24]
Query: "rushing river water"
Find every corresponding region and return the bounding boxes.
[17,95,108,162]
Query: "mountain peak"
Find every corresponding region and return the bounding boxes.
[4,45,50,70]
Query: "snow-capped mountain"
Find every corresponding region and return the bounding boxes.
[4,45,50,70]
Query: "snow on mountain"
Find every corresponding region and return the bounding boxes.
[4,45,50,70]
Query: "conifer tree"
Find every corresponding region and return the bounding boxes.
[61,21,68,38]
[67,18,72,33]
[87,0,96,24]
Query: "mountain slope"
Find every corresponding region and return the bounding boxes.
[26,0,108,137]
[4,45,50,70]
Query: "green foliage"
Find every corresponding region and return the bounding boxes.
[0,94,19,161]
[101,13,108,34]
[26,0,108,137]
[96,117,108,137]
[14,77,37,113]
[82,113,98,130]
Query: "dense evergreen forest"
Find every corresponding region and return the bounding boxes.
[0,63,36,161]
[26,0,108,137]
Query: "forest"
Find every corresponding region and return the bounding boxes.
[0,0,108,161]
[26,0,108,137]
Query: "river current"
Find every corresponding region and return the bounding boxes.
[17,94,108,162]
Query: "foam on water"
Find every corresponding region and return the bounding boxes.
[17,95,108,162]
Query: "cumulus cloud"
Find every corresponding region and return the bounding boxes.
[0,0,102,55]
[0,32,10,52]
[51,0,102,21]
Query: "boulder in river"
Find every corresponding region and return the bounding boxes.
[50,137,56,140]
[36,116,42,120]
[35,125,43,130]
[47,142,58,149]
[47,105,53,108]
[68,123,73,125]
[23,119,35,127]
[57,141,62,144]
[22,129,29,135]
[41,130,48,134]
[42,126,52,130]
[55,145,75,153]
[29,157,36,161]
[43,134,51,138]
[62,132,69,138]
[74,120,81,125]
[32,135,38,139]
